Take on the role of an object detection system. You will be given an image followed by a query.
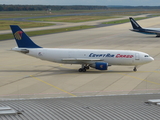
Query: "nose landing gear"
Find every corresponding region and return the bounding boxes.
[133,66,137,72]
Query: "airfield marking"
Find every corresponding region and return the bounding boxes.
[119,72,160,86]
[30,75,77,97]
[153,71,160,74]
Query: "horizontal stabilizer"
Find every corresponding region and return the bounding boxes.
[11,47,29,53]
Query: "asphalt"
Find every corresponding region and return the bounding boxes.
[0,14,160,120]
[0,14,150,35]
[0,16,160,99]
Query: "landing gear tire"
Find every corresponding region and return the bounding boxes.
[133,67,137,72]
[78,64,88,72]
[82,68,86,72]
[79,68,83,72]
[78,68,86,72]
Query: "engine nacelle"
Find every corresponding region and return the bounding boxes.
[89,62,108,70]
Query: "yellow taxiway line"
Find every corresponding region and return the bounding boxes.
[119,72,160,86]
[30,75,77,97]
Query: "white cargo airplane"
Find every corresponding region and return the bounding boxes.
[10,25,154,72]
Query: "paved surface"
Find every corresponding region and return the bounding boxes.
[0,94,160,120]
[0,16,160,99]
[0,14,150,34]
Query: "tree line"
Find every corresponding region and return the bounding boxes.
[108,5,160,9]
[0,5,108,11]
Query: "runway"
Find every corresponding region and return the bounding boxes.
[0,14,149,34]
[0,16,160,99]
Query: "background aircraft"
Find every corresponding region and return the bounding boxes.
[129,17,160,37]
[10,25,154,72]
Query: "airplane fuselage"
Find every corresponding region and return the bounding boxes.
[130,28,160,35]
[12,47,153,66]
[10,25,154,72]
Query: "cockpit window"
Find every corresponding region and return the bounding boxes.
[144,55,149,57]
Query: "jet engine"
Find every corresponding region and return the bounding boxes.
[89,62,108,70]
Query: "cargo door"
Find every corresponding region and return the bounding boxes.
[135,53,140,60]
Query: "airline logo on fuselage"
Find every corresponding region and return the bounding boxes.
[89,53,134,58]
[89,53,114,57]
[14,31,23,40]
[116,54,134,58]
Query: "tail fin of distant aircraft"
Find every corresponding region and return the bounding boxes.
[10,25,42,48]
[129,17,142,29]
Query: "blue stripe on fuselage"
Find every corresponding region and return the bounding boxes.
[132,28,157,35]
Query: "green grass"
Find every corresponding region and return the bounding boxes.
[103,17,147,24]
[0,21,54,30]
[0,34,14,40]
[0,10,108,19]
[29,16,117,23]
[0,25,95,41]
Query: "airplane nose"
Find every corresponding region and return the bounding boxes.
[150,57,154,61]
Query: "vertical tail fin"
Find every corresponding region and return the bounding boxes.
[10,25,42,48]
[129,17,142,29]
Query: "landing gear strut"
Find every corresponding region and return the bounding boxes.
[133,66,137,72]
[78,64,89,72]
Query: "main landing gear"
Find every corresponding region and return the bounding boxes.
[78,64,89,72]
[133,66,137,72]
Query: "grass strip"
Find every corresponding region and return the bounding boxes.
[29,16,117,23]
[0,25,95,41]
[0,20,54,30]
[102,17,147,24]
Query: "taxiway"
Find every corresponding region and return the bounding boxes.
[0,16,160,99]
